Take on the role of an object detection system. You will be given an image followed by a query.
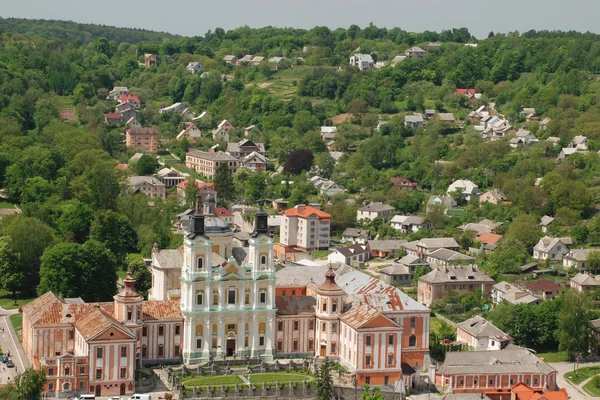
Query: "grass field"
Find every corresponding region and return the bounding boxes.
[311,250,330,260]
[565,366,600,385]
[0,290,34,310]
[10,314,22,341]
[537,351,568,363]
[583,376,600,396]
[246,372,312,383]
[0,201,15,209]
[182,375,243,386]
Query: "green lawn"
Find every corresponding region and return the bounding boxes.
[246,372,312,383]
[0,201,15,209]
[0,290,35,310]
[565,366,600,385]
[312,250,330,260]
[583,376,600,396]
[10,314,22,341]
[182,375,243,386]
[537,351,568,363]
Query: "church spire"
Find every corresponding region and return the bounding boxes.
[191,193,206,237]
[251,200,269,237]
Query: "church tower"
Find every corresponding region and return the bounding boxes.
[113,270,144,327]
[315,264,344,357]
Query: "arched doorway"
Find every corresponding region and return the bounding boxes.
[120,383,126,395]
[95,385,101,396]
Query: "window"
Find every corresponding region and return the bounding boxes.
[332,302,337,312]
[385,376,389,385]
[142,345,147,357]
[120,368,127,379]
[322,323,327,332]
[309,320,314,330]
[96,369,102,379]
[197,293,203,305]
[474,379,478,385]
[79,381,84,389]
[158,325,164,336]
[365,377,370,385]
[127,311,132,321]
[332,322,337,333]
[49,383,54,390]
[260,255,267,265]
[309,339,314,350]
[409,335,416,347]
[48,368,54,376]
[245,336,249,347]
[96,347,103,359]
[460,380,464,385]
[197,257,204,270]
[410,317,416,327]
[510,379,514,385]
[534,378,538,385]
[365,335,372,346]
[175,325,181,335]
[142,327,147,337]
[294,321,299,331]
[331,342,336,353]
[228,290,236,305]
[278,321,283,331]
[322,301,327,312]
[282,290,286,296]
[489,379,493,385]
[292,290,296,295]
[158,345,164,357]
[175,345,180,356]
[213,293,219,305]
[277,341,283,351]
[388,334,394,345]
[388,354,394,365]
[121,346,127,357]
[260,292,266,303]
[259,336,265,346]
[79,367,85,375]
[293,340,298,351]
[365,355,371,366]
[245,292,250,304]
[68,330,74,340]
[196,339,202,349]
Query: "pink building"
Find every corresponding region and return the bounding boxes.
[22,273,183,398]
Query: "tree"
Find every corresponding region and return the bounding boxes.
[284,149,314,175]
[214,163,235,201]
[85,163,121,210]
[0,237,23,298]
[587,250,600,273]
[315,152,335,179]
[487,238,530,274]
[413,265,430,286]
[362,385,384,400]
[505,214,541,249]
[128,260,152,299]
[53,199,94,243]
[316,357,334,400]
[244,172,267,203]
[557,290,592,360]
[135,154,156,175]
[185,178,199,208]
[0,367,46,400]
[90,210,138,266]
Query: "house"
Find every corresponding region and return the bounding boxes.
[570,273,600,292]
[390,55,407,66]
[510,383,568,400]
[159,102,186,114]
[341,228,370,244]
[212,119,233,142]
[540,215,555,234]
[368,240,408,259]
[321,126,338,141]
[479,116,513,141]
[251,56,265,65]
[119,105,139,122]
[404,114,425,129]
[379,263,413,286]
[222,55,237,65]
[320,180,345,198]
[491,282,541,306]
[520,107,536,117]
[509,137,526,148]
[22,275,183,397]
[475,232,503,251]
[405,47,426,58]
[447,179,480,202]
[390,215,428,234]
[241,152,269,172]
[479,189,507,205]
[457,223,494,236]
[510,129,538,148]
[214,207,234,225]
[374,60,388,69]
[456,316,511,351]
[244,125,261,137]
[106,86,128,100]
[438,113,456,124]
[175,179,216,205]
[424,109,436,120]
[570,135,588,149]
[236,54,254,66]
[434,347,558,394]
[540,117,551,130]
[468,106,490,120]
[412,238,460,259]
[126,176,166,199]
[226,139,266,158]
[126,117,142,128]
[533,236,572,260]
[546,136,560,146]
[144,53,157,67]
[177,123,202,141]
[426,195,457,213]
[125,128,159,154]
[426,248,475,267]
[456,88,477,99]
[357,202,395,221]
[525,279,562,300]
[186,62,204,74]
[104,113,122,125]
[390,176,417,190]
[328,244,370,266]
[349,54,374,71]
[154,167,188,188]
[186,150,240,178]
[558,147,589,160]
[418,265,494,306]
[563,248,598,270]
[118,94,141,109]
[268,57,287,70]
[279,205,331,252]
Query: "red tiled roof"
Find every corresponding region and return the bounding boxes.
[74,306,134,341]
[142,301,183,320]
[456,88,476,95]
[22,292,64,325]
[119,94,141,104]
[526,279,562,292]
[477,232,503,245]
[115,163,129,170]
[104,113,122,119]
[390,177,417,187]
[175,179,215,190]
[282,205,330,219]
[215,207,233,217]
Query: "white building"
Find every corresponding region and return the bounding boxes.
[456,316,511,351]
[349,54,374,71]
[533,237,572,261]
[327,244,370,266]
[186,62,204,74]
[356,202,395,221]
[447,179,480,202]
[280,205,330,251]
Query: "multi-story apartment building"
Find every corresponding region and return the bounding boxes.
[185,150,240,178]
[125,128,159,154]
[279,205,331,252]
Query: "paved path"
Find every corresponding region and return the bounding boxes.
[0,306,28,385]
[550,361,600,400]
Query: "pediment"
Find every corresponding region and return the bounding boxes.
[92,326,136,342]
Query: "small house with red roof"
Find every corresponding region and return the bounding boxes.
[104,113,123,125]
[390,176,417,190]
[525,279,562,300]
[456,88,477,99]
[214,207,234,225]
[118,94,141,109]
[175,179,217,205]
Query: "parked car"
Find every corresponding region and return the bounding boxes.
[0,355,8,363]
[6,360,14,368]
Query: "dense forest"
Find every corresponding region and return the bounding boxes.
[1,18,600,344]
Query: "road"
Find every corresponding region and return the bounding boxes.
[0,307,28,385]
[550,361,600,400]
[234,211,253,233]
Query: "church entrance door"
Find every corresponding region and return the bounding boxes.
[227,339,236,357]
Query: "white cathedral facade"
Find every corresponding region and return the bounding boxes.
[169,197,277,364]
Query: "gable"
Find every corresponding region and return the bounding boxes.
[361,314,398,329]
[91,326,135,342]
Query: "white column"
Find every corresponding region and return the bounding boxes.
[203,318,211,358]
[237,315,246,356]
[250,314,258,357]
[218,318,225,358]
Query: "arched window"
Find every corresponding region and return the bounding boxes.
[197,256,204,270]
[245,291,250,304]
[213,292,219,305]
[63,382,70,391]
[196,291,203,305]
[260,255,267,265]
[409,335,417,347]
